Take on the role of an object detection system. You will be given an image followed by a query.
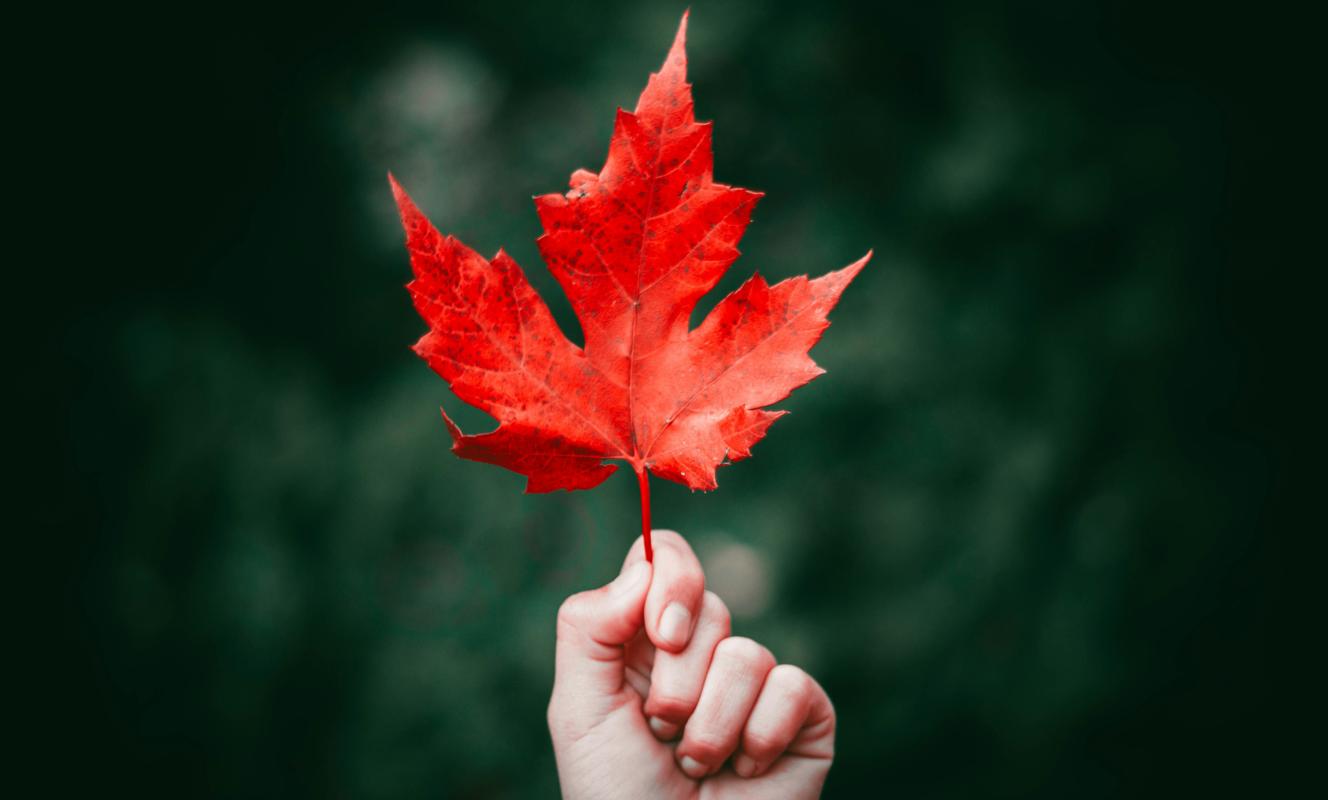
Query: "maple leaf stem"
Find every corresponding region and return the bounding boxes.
[635,465,653,562]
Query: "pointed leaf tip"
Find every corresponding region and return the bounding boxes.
[439,405,464,443]
[849,249,873,275]
[389,174,421,221]
[832,250,873,285]
[663,10,689,78]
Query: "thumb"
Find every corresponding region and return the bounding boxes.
[551,560,652,711]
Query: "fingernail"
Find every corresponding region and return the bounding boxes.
[658,601,692,647]
[733,754,757,778]
[679,755,708,778]
[611,562,650,597]
[648,716,679,739]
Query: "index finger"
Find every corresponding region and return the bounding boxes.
[622,529,705,653]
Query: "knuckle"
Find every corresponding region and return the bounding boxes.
[683,730,736,762]
[555,592,592,640]
[546,695,574,742]
[645,692,696,723]
[769,663,813,694]
[555,594,582,627]
[716,636,774,668]
[741,729,784,760]
[702,591,731,634]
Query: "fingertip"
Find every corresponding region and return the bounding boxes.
[622,529,686,566]
[650,528,684,543]
[648,716,680,740]
[643,530,705,652]
[678,755,709,779]
[733,753,758,778]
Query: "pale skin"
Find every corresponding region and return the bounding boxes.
[548,530,835,800]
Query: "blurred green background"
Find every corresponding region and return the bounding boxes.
[51,0,1297,797]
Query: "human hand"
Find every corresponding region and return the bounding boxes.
[547,530,835,800]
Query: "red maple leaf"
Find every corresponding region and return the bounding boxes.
[391,12,869,559]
